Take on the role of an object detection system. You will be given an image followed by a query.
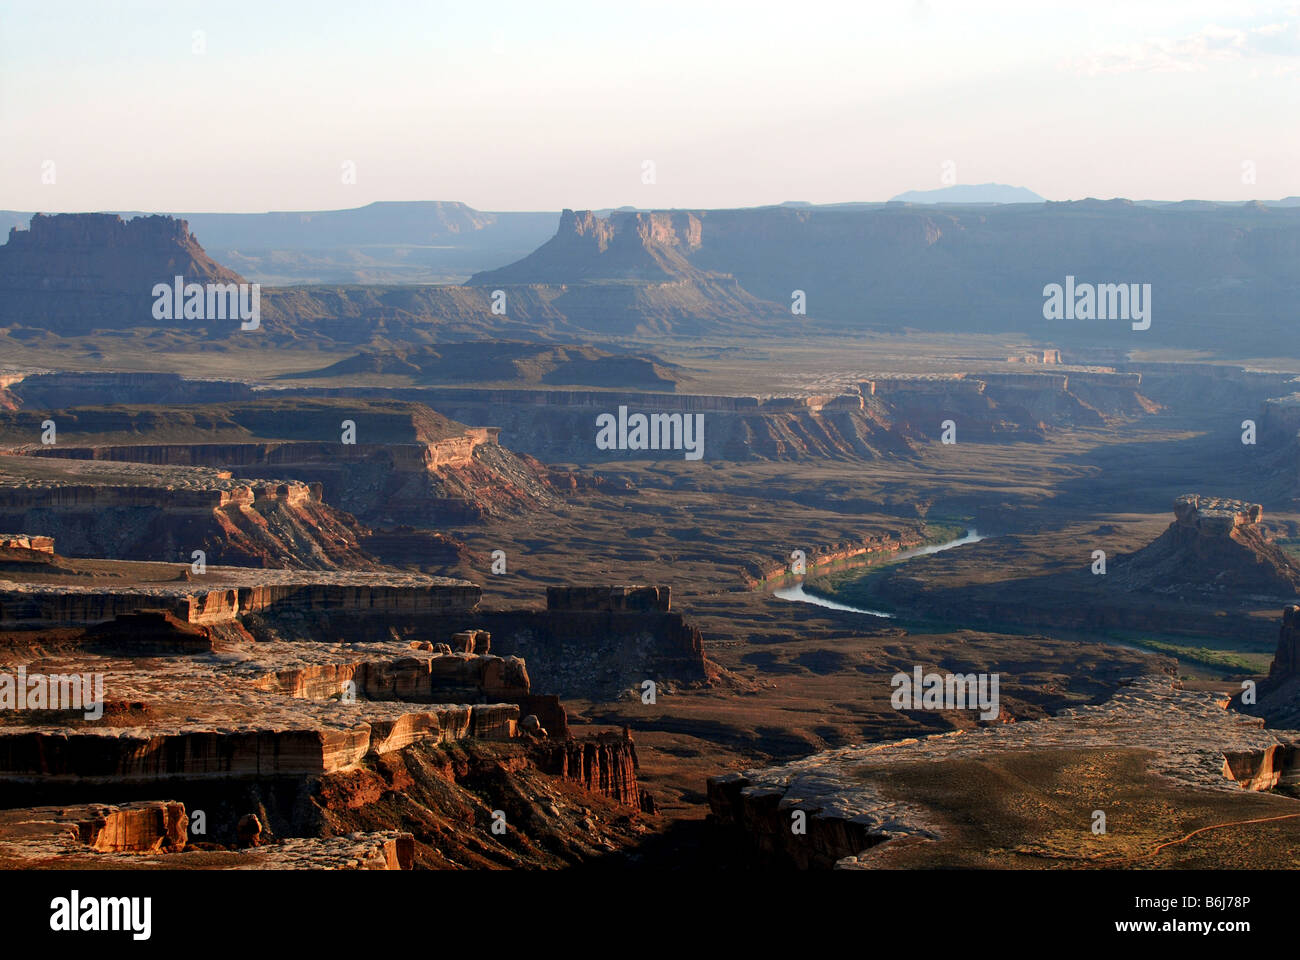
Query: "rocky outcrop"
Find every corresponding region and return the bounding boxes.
[23,439,502,523]
[0,533,55,567]
[250,604,711,702]
[865,370,1157,438]
[285,385,912,461]
[0,534,53,554]
[0,559,665,868]
[0,801,188,856]
[358,527,469,570]
[854,496,1300,644]
[1262,393,1300,443]
[708,676,1300,868]
[744,531,929,585]
[307,738,654,869]
[558,202,1300,352]
[0,799,415,868]
[1260,394,1300,502]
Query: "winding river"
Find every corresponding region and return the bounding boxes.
[772,528,986,618]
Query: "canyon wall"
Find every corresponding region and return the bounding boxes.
[0,704,519,783]
[0,470,372,569]
[531,729,655,812]
[247,584,712,700]
[0,574,482,627]
[20,432,530,524]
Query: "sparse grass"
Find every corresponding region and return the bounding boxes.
[1131,638,1270,675]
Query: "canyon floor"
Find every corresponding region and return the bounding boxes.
[2,330,1299,868]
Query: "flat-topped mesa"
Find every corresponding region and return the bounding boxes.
[547,585,671,613]
[1173,494,1262,536]
[10,371,254,409]
[470,209,708,285]
[0,214,247,334]
[1105,493,1300,602]
[6,212,200,250]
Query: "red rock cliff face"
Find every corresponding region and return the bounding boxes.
[531,730,655,811]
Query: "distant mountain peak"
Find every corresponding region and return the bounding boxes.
[890,183,1045,204]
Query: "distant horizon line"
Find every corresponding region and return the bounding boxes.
[4,195,1300,218]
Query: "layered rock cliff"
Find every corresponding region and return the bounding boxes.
[1,397,559,524]
[0,454,375,569]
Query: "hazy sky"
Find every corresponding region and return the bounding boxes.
[3,0,1298,212]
